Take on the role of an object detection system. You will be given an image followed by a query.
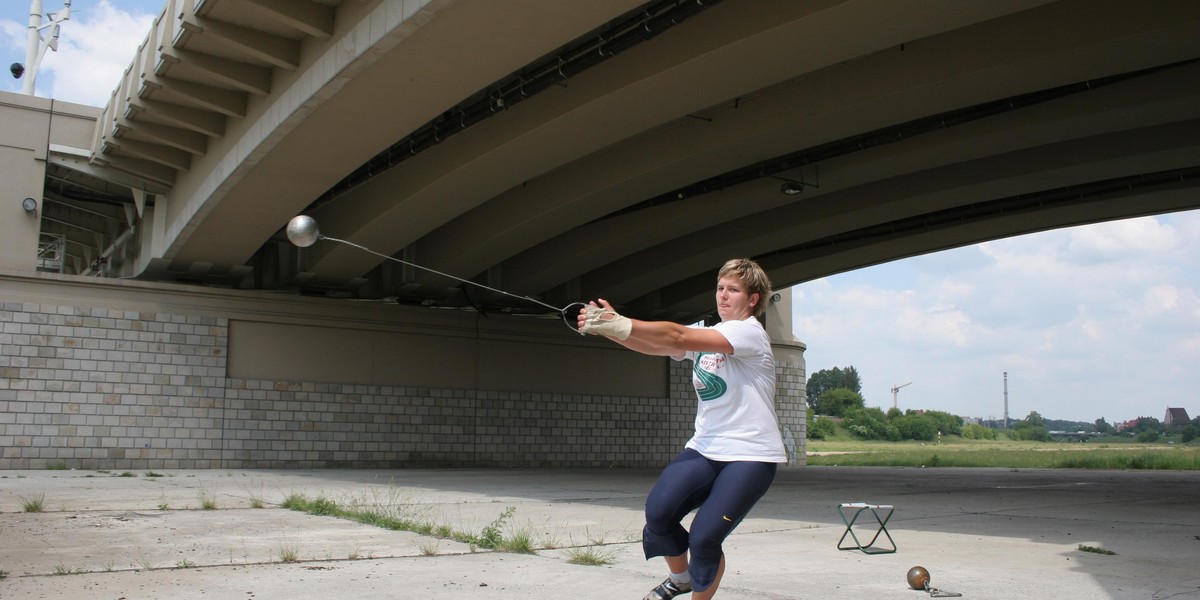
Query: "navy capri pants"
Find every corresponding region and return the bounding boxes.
[642,448,778,592]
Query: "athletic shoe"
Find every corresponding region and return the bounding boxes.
[643,577,692,600]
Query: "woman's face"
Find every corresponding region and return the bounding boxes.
[715,275,758,321]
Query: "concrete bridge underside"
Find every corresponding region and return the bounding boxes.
[43,0,1200,323]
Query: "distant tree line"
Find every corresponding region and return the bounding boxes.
[1113,415,1200,443]
[804,366,1200,444]
[806,366,962,442]
[982,416,1106,432]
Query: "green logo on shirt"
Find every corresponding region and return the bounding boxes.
[694,353,727,401]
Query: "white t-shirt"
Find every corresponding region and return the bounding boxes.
[679,317,787,463]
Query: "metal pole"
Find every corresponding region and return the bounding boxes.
[1003,371,1009,428]
[20,0,70,96]
[22,0,42,95]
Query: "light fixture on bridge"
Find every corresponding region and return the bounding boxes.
[778,180,810,195]
[22,197,37,214]
[770,165,819,195]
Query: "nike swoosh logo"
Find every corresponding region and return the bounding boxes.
[723,515,733,522]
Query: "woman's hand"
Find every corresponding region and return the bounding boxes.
[577,299,633,340]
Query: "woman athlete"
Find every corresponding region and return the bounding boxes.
[578,258,786,599]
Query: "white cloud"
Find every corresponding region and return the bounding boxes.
[1143,284,1180,312]
[1067,216,1179,261]
[1,19,23,52]
[4,1,155,106]
[43,1,154,106]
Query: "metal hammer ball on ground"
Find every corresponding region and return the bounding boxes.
[908,566,931,590]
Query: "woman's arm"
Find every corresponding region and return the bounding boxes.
[578,299,734,357]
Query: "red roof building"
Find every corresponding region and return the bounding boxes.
[1164,407,1191,426]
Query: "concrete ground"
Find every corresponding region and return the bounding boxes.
[0,466,1197,600]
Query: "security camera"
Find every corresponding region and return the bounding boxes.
[10,63,24,79]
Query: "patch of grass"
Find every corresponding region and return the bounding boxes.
[279,492,308,510]
[277,544,300,563]
[418,542,439,556]
[1056,451,1199,470]
[144,471,164,478]
[198,486,217,510]
[46,461,69,470]
[52,564,77,575]
[478,506,516,549]
[20,493,45,513]
[243,481,266,508]
[0,569,9,579]
[308,497,339,516]
[176,558,197,568]
[565,546,619,565]
[279,494,533,552]
[806,438,1200,470]
[1078,544,1117,555]
[133,550,157,571]
[117,471,135,477]
[495,528,536,554]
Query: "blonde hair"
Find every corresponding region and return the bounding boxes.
[717,258,772,317]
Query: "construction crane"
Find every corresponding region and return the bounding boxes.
[891,381,912,410]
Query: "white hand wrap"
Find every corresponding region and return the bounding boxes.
[581,305,633,340]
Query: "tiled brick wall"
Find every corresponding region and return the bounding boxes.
[1,300,805,469]
[0,301,698,469]
[218,379,694,468]
[0,303,228,469]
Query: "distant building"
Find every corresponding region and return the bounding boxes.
[1118,417,1154,432]
[1164,407,1191,426]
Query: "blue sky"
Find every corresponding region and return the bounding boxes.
[4,1,1199,426]
[793,213,1200,426]
[0,0,158,104]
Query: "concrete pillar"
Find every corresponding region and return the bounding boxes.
[765,287,807,465]
[0,94,50,272]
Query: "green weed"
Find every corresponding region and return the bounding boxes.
[278,493,534,552]
[198,486,217,510]
[277,544,300,563]
[495,527,535,554]
[478,506,516,549]
[565,545,619,565]
[20,493,45,513]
